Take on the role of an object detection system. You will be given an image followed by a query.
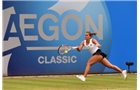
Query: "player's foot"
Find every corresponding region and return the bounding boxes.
[122,70,127,80]
[76,75,86,81]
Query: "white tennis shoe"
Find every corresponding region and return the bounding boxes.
[122,70,127,80]
[76,75,86,81]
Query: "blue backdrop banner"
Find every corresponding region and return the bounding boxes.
[2,0,137,76]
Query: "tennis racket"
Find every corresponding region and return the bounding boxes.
[58,44,77,55]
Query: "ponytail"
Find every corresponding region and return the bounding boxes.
[86,31,97,38]
[91,32,97,36]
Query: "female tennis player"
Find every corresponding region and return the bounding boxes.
[76,31,127,81]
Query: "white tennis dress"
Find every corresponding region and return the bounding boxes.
[83,38,99,54]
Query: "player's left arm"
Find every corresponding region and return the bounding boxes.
[92,39,101,48]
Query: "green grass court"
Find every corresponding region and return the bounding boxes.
[3,74,137,90]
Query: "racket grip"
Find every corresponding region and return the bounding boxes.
[71,47,78,49]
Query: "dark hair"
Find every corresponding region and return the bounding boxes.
[86,31,97,38]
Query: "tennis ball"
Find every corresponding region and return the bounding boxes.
[64,50,68,54]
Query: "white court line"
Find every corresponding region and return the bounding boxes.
[26,46,87,50]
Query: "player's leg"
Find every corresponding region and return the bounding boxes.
[76,54,102,81]
[100,58,122,73]
[84,54,103,77]
[100,58,127,80]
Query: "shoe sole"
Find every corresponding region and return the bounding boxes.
[76,75,85,82]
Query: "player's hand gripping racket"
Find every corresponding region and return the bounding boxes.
[58,44,77,55]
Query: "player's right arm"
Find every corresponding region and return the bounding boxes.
[76,41,84,52]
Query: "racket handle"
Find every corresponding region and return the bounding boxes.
[71,47,78,49]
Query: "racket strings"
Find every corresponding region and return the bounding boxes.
[59,46,69,54]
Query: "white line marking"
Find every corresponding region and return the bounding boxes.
[26,46,86,50]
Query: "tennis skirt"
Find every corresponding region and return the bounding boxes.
[92,49,107,58]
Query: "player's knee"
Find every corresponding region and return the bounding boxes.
[87,62,92,66]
